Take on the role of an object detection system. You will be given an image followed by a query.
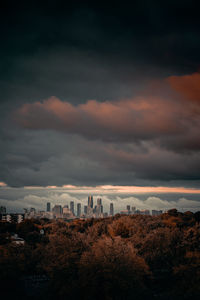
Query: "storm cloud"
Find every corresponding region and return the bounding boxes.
[1,1,200,196]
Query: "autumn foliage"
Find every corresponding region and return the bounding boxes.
[0,209,200,299]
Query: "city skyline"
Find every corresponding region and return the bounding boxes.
[0,195,165,223]
[2,193,199,219]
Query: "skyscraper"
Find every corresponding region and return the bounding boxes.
[97,198,102,206]
[77,203,81,217]
[70,201,75,215]
[110,203,114,216]
[84,205,87,215]
[52,205,62,217]
[47,202,51,212]
[88,195,93,208]
[127,205,131,212]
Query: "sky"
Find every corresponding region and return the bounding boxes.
[1,1,200,211]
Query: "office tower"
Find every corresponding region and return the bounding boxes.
[63,205,70,214]
[96,198,103,216]
[70,201,75,215]
[97,198,102,206]
[88,195,93,208]
[110,203,114,216]
[47,202,51,212]
[0,206,6,214]
[127,205,131,212]
[52,205,62,217]
[84,205,87,215]
[77,203,81,217]
[132,206,136,213]
[63,205,74,219]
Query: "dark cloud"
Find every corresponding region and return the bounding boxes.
[1,1,200,190]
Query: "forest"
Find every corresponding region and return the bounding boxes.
[0,209,200,300]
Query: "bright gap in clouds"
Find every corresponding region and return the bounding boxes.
[23,185,200,194]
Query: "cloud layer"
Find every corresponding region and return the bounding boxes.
[1,2,200,192]
[14,73,200,154]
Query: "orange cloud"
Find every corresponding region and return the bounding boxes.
[14,95,187,141]
[167,72,200,103]
[21,184,200,194]
[13,72,200,151]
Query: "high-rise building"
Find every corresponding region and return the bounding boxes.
[95,198,103,216]
[88,195,93,208]
[127,205,131,212]
[132,206,136,213]
[47,202,51,212]
[63,205,70,214]
[0,206,6,214]
[52,205,62,217]
[84,205,87,215]
[77,203,81,217]
[97,198,102,206]
[63,205,74,219]
[110,203,114,216]
[70,201,75,215]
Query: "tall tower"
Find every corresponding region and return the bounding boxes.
[47,202,51,212]
[52,205,62,217]
[110,203,114,216]
[70,201,75,215]
[97,198,102,206]
[88,195,93,208]
[84,205,87,215]
[77,203,81,217]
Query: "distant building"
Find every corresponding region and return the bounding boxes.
[47,202,51,212]
[63,205,74,219]
[52,205,62,217]
[97,198,102,206]
[152,210,163,216]
[110,203,114,216]
[127,205,131,213]
[132,206,136,213]
[29,208,36,218]
[120,210,129,215]
[0,206,6,214]
[11,234,25,245]
[70,201,75,215]
[84,205,87,215]
[77,203,81,217]
[140,209,150,215]
[96,198,103,216]
[63,205,70,214]
[88,196,93,208]
[0,213,24,223]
